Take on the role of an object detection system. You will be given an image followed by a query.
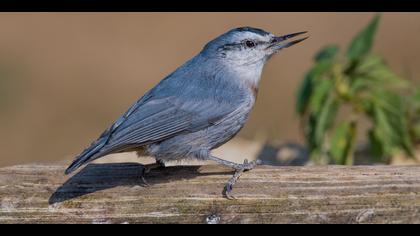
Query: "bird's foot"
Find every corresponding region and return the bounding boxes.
[139,166,151,187]
[139,161,165,187]
[223,159,261,200]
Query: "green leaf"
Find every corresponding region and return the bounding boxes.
[314,96,340,147]
[407,88,420,118]
[412,89,420,103]
[368,128,384,160]
[303,95,340,157]
[410,123,420,143]
[372,105,394,155]
[373,90,403,115]
[347,14,380,61]
[296,60,333,115]
[364,65,408,89]
[305,114,319,150]
[330,121,356,165]
[358,54,385,68]
[308,78,333,115]
[315,45,339,62]
[296,72,315,115]
[348,76,370,95]
[370,93,415,158]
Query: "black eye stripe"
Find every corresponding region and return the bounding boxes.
[218,43,241,51]
[244,40,268,47]
[218,40,266,51]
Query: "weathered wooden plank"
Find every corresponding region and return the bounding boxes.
[0,163,419,224]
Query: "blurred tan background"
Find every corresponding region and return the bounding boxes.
[1,13,420,167]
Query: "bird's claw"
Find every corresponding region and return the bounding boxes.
[223,183,237,200]
[139,165,152,187]
[240,159,261,171]
[223,159,261,200]
[141,175,150,187]
[138,161,165,187]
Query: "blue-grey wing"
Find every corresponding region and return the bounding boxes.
[94,94,233,157]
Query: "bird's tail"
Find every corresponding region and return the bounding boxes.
[65,133,110,175]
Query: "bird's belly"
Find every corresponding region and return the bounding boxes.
[146,100,254,161]
[204,112,249,149]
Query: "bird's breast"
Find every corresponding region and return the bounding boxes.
[247,82,259,100]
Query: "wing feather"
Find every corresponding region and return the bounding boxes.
[94,95,233,157]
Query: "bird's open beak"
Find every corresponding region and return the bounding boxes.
[266,31,309,52]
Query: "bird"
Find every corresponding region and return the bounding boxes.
[65,27,308,199]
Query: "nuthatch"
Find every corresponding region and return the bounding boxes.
[66,27,308,199]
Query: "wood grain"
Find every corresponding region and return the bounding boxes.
[0,163,419,224]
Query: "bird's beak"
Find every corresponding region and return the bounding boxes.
[266,31,309,52]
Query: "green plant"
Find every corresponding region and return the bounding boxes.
[407,88,420,144]
[296,14,415,165]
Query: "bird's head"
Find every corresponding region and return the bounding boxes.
[202,27,308,67]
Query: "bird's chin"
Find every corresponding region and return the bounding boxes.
[265,49,280,60]
[266,43,288,54]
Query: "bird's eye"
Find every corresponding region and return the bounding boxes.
[245,40,256,48]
